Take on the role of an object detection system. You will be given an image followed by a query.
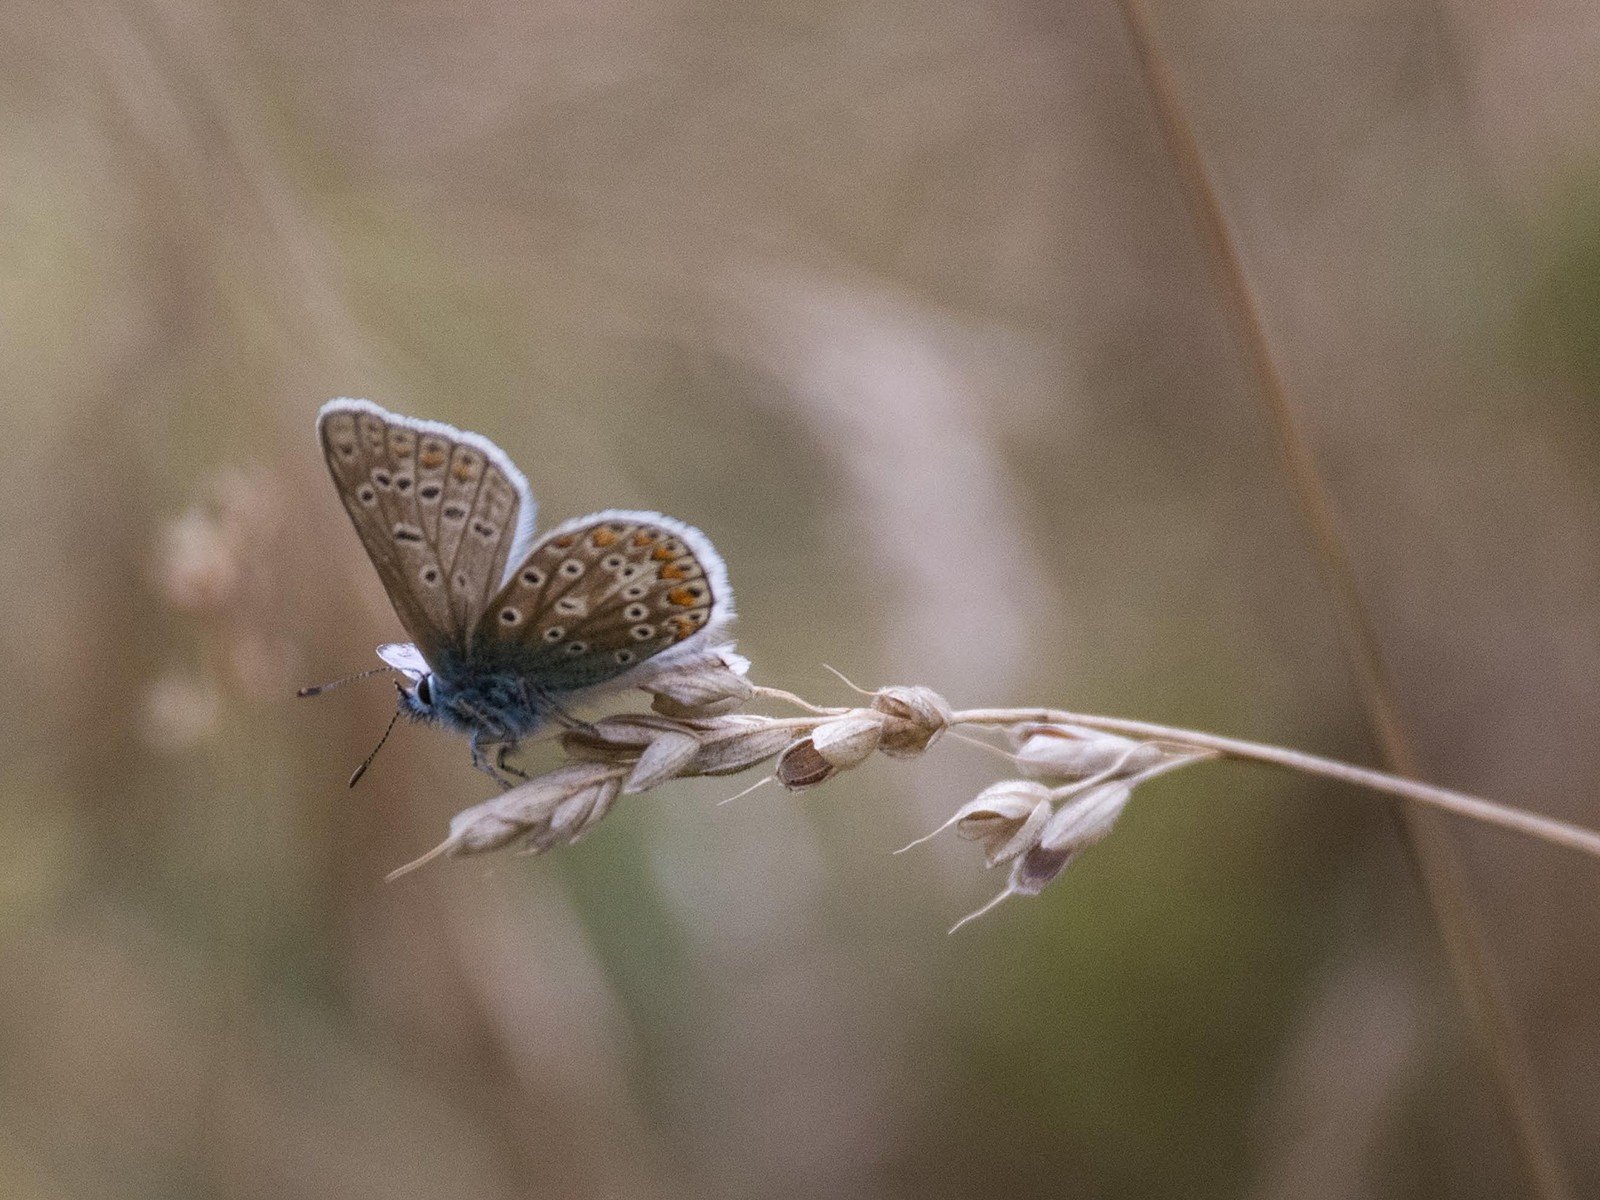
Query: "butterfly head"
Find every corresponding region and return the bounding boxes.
[377,642,441,725]
[397,671,440,722]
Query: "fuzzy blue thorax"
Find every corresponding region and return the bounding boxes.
[398,666,550,745]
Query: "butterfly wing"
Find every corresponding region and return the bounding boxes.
[318,399,538,666]
[472,509,735,692]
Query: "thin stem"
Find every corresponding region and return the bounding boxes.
[750,685,844,716]
[945,727,1035,766]
[955,709,1600,862]
[1046,742,1165,801]
[1110,3,1573,1195]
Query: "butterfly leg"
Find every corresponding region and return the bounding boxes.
[524,681,596,736]
[468,729,518,790]
[494,744,531,781]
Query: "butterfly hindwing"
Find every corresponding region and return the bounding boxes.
[473,510,732,691]
[318,399,536,664]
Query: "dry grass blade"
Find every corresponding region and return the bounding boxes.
[1109,1,1577,1195]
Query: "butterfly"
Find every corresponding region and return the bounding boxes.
[314,398,735,785]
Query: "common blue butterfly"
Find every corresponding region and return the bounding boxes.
[315,399,735,785]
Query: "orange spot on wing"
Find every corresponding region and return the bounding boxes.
[659,563,688,580]
[419,450,445,468]
[667,587,697,607]
[591,528,617,548]
[651,546,675,561]
[552,534,577,548]
[391,442,413,457]
[672,616,696,640]
[452,462,477,481]
[632,531,655,547]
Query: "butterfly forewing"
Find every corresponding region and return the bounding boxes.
[438,441,523,627]
[475,513,723,690]
[319,401,532,664]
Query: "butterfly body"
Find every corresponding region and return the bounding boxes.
[317,399,735,784]
[397,661,543,742]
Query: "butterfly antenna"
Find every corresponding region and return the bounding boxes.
[297,665,392,698]
[348,703,403,788]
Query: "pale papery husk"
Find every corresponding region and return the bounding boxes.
[871,685,952,758]
[624,729,704,793]
[637,646,754,714]
[448,762,624,856]
[776,738,836,789]
[1036,781,1133,854]
[1010,723,1166,780]
[686,719,802,777]
[809,710,887,769]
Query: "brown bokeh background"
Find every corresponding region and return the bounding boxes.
[4,2,1600,1197]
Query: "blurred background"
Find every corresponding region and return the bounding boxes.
[4,1,1600,1197]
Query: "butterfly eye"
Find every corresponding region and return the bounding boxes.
[415,676,433,706]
